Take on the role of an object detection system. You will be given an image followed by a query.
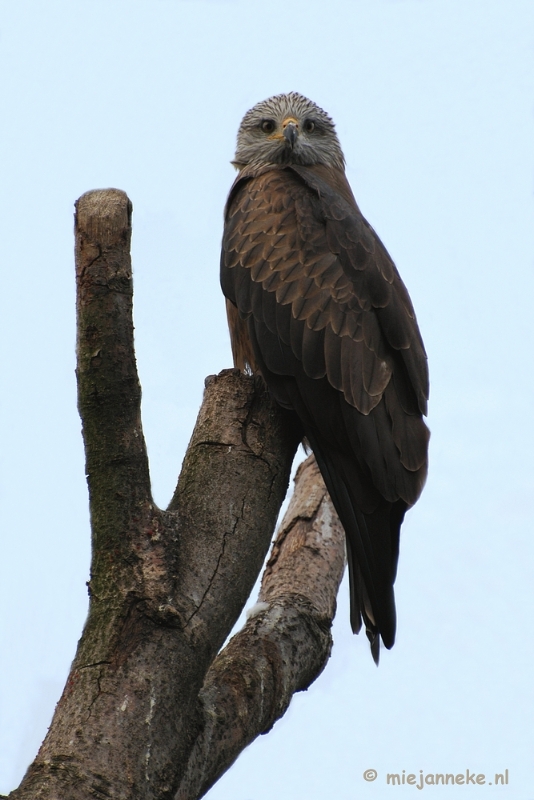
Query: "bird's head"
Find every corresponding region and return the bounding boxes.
[232,92,345,171]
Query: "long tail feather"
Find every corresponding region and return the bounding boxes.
[306,431,406,664]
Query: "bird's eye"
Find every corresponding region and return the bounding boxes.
[304,119,315,133]
[261,119,276,133]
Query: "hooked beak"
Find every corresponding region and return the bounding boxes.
[282,118,298,148]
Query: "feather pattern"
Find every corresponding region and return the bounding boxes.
[221,154,429,662]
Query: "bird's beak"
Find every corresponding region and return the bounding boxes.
[282,117,299,148]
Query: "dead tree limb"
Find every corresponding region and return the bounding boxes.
[10,189,345,800]
[176,456,345,800]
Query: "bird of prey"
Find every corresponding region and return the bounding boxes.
[221,92,429,662]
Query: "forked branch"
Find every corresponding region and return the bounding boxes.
[10,190,345,800]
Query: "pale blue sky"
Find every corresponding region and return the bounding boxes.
[1,1,533,796]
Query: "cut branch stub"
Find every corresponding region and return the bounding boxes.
[75,189,152,601]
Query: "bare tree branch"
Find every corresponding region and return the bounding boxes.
[10,190,345,800]
[176,456,345,800]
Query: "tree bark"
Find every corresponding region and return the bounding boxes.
[9,189,345,800]
[176,456,345,800]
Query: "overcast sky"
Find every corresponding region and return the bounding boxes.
[1,1,534,797]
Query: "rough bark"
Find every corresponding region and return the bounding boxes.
[176,456,345,800]
[9,189,346,800]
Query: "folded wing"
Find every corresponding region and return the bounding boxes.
[221,164,429,659]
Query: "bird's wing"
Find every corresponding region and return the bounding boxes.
[222,164,429,506]
[221,164,430,653]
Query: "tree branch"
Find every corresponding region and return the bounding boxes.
[10,189,345,800]
[11,190,298,800]
[176,456,345,800]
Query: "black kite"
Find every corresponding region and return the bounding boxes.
[221,92,429,662]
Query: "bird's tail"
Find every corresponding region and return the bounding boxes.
[306,432,406,665]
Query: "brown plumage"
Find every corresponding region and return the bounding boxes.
[221,93,429,663]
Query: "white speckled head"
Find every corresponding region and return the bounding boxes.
[233,92,345,171]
